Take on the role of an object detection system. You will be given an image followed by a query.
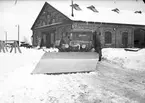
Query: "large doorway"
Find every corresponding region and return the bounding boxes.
[41,30,55,48]
[122,32,128,48]
[134,28,145,48]
[46,33,51,48]
[39,34,46,47]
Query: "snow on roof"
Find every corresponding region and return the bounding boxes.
[48,1,145,26]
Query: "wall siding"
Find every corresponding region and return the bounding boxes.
[32,3,70,29]
[71,22,137,48]
[32,2,71,46]
[33,21,143,48]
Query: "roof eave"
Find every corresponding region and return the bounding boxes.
[73,20,145,27]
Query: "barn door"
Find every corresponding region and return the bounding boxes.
[122,32,128,48]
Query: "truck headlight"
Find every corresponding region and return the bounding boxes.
[82,44,86,49]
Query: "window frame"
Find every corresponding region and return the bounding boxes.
[104,31,112,44]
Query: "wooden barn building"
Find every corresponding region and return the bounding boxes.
[31,1,145,50]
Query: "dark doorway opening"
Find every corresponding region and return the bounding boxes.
[41,30,56,48]
[134,28,145,48]
[46,33,51,48]
[122,32,128,48]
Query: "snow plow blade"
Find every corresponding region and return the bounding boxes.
[32,52,98,74]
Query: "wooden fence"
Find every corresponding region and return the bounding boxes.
[0,40,21,53]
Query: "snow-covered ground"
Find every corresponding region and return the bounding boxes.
[103,48,145,71]
[0,48,145,103]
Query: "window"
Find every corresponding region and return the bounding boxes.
[42,21,46,26]
[87,5,98,13]
[105,31,112,44]
[112,8,120,13]
[47,14,51,24]
[52,19,56,23]
[70,4,81,10]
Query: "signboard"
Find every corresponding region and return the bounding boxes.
[72,23,99,31]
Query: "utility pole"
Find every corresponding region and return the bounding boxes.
[71,0,74,17]
[18,24,19,46]
[16,24,20,46]
[5,31,7,43]
[14,0,18,5]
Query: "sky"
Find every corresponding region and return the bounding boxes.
[0,0,145,43]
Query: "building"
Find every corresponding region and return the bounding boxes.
[31,2,145,50]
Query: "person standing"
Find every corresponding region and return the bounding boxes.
[93,27,102,61]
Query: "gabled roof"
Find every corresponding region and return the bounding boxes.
[48,1,145,26]
[31,1,145,30]
[31,2,71,30]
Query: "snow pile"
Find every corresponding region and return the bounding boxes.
[0,68,135,103]
[0,47,137,103]
[42,47,59,52]
[102,48,145,71]
[0,47,44,82]
[34,47,59,52]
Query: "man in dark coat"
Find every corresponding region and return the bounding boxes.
[93,27,102,61]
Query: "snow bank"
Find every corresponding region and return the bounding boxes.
[42,47,59,52]
[0,47,44,82]
[102,48,145,71]
[0,66,135,103]
[0,47,137,103]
